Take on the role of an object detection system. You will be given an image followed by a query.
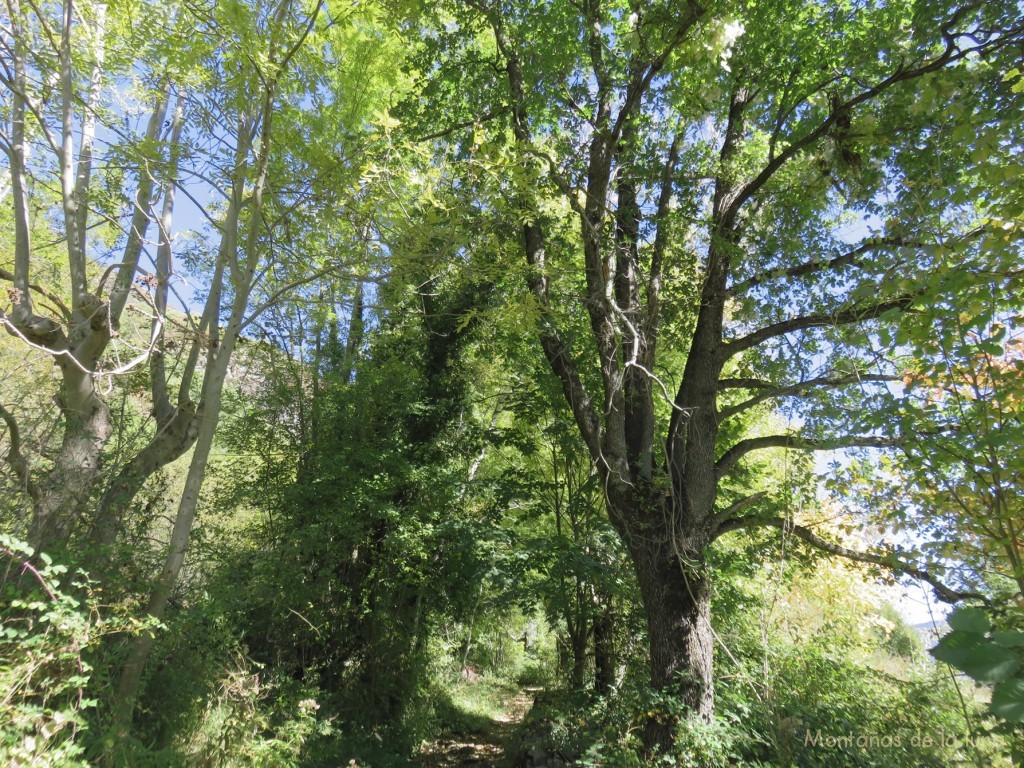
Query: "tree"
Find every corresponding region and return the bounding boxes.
[509,393,632,693]
[410,0,1024,752]
[0,0,407,732]
[0,0,182,550]
[205,236,504,744]
[111,0,406,725]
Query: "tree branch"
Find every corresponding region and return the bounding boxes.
[728,238,911,297]
[714,516,986,604]
[725,10,1016,222]
[718,377,774,390]
[724,293,917,358]
[728,228,984,297]
[715,433,901,478]
[718,373,901,421]
[0,267,72,320]
[416,106,509,141]
[610,5,705,143]
[711,491,767,530]
[0,403,37,500]
[646,129,682,341]
[471,0,603,462]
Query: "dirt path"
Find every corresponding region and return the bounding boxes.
[417,688,539,768]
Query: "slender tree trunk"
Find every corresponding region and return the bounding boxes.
[4,14,168,550]
[91,91,193,548]
[112,93,266,726]
[340,280,364,385]
[91,405,200,546]
[593,594,615,695]
[7,0,32,320]
[570,615,588,690]
[112,305,242,728]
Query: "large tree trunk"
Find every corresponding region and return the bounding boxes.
[30,365,112,550]
[611,490,714,755]
[632,538,713,752]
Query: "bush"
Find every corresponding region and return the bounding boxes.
[174,652,334,768]
[0,535,150,767]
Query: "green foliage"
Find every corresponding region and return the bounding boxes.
[933,606,1024,725]
[513,549,1004,767]
[3,0,1023,763]
[872,603,924,661]
[0,536,152,767]
[174,654,334,768]
[724,643,980,768]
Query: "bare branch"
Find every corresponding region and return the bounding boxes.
[0,66,62,157]
[472,0,603,461]
[239,267,374,332]
[0,268,71,320]
[1,309,162,377]
[0,403,37,500]
[272,0,323,79]
[109,84,172,325]
[714,516,986,604]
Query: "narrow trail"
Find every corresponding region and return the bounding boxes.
[417,687,539,768]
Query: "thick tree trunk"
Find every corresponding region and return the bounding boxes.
[632,536,713,753]
[609,488,714,755]
[30,365,112,551]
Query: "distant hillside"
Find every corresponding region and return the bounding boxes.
[912,619,949,645]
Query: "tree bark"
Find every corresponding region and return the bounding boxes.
[112,84,269,725]
[91,403,200,547]
[593,593,615,695]
[606,483,714,753]
[30,364,112,550]
[112,313,239,728]
[628,524,714,753]
[568,610,588,690]
[2,10,169,550]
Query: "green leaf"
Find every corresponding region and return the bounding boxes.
[932,632,1020,682]
[993,630,1024,648]
[991,679,1024,722]
[947,606,991,634]
[931,630,984,667]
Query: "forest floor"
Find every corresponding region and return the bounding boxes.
[417,685,539,768]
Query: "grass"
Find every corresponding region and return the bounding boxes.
[440,674,522,730]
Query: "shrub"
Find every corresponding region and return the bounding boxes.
[0,535,149,767]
